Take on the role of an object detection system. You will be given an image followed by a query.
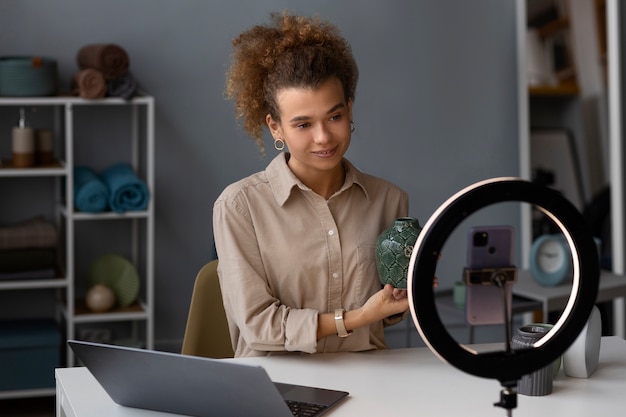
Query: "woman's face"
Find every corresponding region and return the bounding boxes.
[267,77,352,180]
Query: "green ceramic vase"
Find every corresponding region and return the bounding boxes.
[375,217,422,289]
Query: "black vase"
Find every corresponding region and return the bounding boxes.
[512,325,553,396]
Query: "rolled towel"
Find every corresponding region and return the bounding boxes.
[107,71,137,100]
[100,163,149,213]
[77,43,129,80]
[74,166,109,213]
[71,68,106,99]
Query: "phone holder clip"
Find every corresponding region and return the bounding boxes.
[463,267,517,287]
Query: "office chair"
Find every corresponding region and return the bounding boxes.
[181,259,235,358]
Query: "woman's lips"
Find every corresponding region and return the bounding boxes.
[312,147,337,158]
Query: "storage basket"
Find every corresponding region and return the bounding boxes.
[0,56,58,96]
[0,319,61,390]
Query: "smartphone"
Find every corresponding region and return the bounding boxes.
[464,225,515,325]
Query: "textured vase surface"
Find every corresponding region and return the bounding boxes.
[375,217,422,289]
[512,325,553,396]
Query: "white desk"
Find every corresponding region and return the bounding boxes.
[56,337,626,416]
[512,269,626,337]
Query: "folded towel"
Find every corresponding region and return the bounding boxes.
[74,166,109,213]
[77,44,129,80]
[100,163,149,213]
[107,71,137,100]
[72,68,106,99]
[0,248,57,273]
[0,217,58,250]
[0,268,56,281]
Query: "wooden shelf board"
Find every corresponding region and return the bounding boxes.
[74,299,145,316]
[0,160,63,169]
[529,83,579,97]
[537,16,570,39]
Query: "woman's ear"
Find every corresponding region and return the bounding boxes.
[266,114,280,137]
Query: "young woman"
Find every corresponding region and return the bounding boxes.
[213,12,410,357]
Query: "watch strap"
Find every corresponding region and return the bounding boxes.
[334,308,353,338]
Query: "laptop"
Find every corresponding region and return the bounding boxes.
[68,340,348,417]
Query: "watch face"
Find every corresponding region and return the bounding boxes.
[538,239,566,273]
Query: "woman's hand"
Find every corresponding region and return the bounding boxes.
[317,276,438,339]
[365,271,441,319]
[316,285,408,340]
[392,287,407,300]
[359,284,409,323]
[393,275,439,300]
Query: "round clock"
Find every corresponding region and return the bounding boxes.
[529,234,572,286]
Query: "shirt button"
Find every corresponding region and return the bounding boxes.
[332,272,339,279]
[328,229,334,236]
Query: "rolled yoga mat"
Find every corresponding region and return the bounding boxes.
[74,166,109,213]
[100,163,149,213]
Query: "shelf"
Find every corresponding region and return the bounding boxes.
[62,208,151,221]
[528,83,579,97]
[0,93,155,396]
[72,299,148,323]
[0,160,67,177]
[0,277,67,291]
[537,16,570,39]
[520,1,625,338]
[0,92,154,107]
[0,387,55,400]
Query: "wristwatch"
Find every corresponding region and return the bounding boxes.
[334,309,353,338]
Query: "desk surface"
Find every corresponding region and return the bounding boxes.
[56,337,626,417]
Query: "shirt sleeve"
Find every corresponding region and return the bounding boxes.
[213,192,319,355]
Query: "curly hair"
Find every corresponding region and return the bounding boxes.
[225,11,359,153]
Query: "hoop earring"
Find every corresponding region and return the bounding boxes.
[274,138,285,151]
[350,121,356,133]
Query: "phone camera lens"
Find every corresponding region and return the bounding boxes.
[473,232,488,247]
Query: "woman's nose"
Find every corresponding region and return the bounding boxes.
[313,124,331,143]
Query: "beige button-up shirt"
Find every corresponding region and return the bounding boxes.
[213,153,408,357]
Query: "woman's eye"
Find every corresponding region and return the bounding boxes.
[297,122,311,129]
[330,114,342,121]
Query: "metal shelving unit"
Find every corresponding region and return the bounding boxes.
[517,0,625,337]
[0,94,155,399]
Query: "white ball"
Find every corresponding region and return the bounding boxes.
[86,284,116,312]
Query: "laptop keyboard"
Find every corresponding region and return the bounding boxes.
[286,400,327,417]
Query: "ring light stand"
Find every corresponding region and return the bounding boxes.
[407,178,599,416]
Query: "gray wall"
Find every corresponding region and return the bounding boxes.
[1,0,520,350]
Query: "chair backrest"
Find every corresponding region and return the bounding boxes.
[181,259,234,358]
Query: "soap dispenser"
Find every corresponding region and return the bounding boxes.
[12,107,35,168]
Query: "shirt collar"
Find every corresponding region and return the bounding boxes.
[267,153,369,206]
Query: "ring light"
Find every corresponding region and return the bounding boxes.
[408,177,599,385]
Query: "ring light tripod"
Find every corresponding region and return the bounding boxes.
[408,178,599,416]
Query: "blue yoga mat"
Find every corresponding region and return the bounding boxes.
[100,163,149,213]
[74,166,109,213]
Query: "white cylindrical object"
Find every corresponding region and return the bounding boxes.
[12,126,35,167]
[563,305,602,378]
